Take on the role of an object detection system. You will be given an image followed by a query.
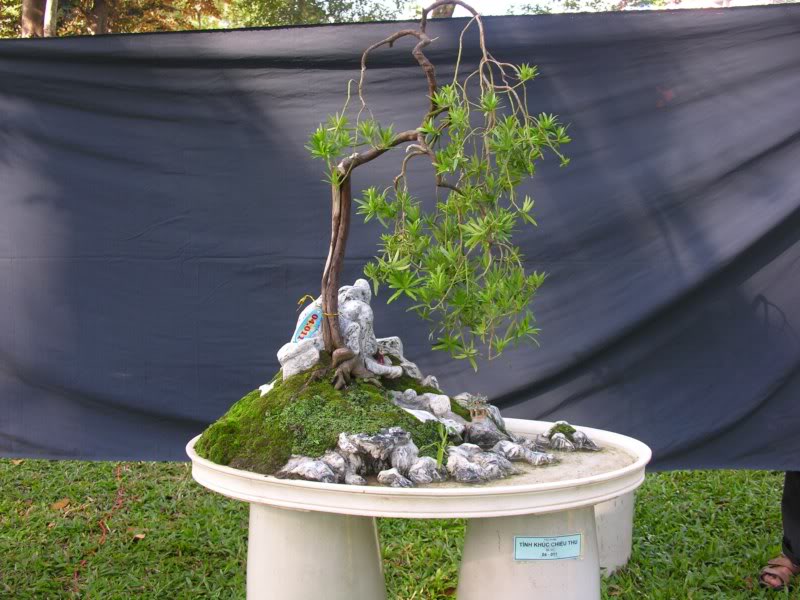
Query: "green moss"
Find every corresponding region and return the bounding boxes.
[449,400,471,421]
[547,423,577,438]
[381,372,442,396]
[195,369,447,475]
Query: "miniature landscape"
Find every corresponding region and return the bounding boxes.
[195,278,602,488]
[197,0,588,490]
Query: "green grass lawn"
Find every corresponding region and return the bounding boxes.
[0,460,796,599]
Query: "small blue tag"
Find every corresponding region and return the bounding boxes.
[514,534,582,560]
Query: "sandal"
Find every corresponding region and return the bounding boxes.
[760,555,800,590]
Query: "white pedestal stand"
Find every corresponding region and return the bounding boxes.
[247,504,386,600]
[596,491,635,576]
[188,419,650,600]
[459,506,600,598]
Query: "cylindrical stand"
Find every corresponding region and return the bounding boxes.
[457,506,600,599]
[596,491,635,576]
[246,504,387,600]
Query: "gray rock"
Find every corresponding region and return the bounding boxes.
[337,279,374,350]
[446,444,490,483]
[453,392,475,409]
[376,336,422,381]
[392,389,428,410]
[398,358,424,381]
[527,451,557,466]
[448,443,483,458]
[277,338,322,380]
[492,440,528,461]
[421,393,451,417]
[492,441,556,466]
[465,418,509,449]
[445,443,523,483]
[550,432,576,451]
[376,336,404,360]
[338,279,403,380]
[391,390,466,437]
[443,411,467,425]
[399,407,440,423]
[453,392,509,434]
[439,417,466,437]
[402,389,419,403]
[510,434,549,452]
[486,404,509,434]
[421,375,441,390]
[337,427,413,475]
[446,452,487,483]
[408,457,446,484]
[338,427,408,462]
[336,431,362,456]
[377,468,414,488]
[391,439,420,475]
[473,451,517,479]
[279,279,413,381]
[572,430,600,452]
[364,354,404,379]
[276,456,337,483]
[345,472,368,486]
[320,450,349,483]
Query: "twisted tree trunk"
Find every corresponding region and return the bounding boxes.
[316,1,480,388]
[321,176,352,355]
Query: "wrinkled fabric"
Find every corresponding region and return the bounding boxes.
[1,7,799,469]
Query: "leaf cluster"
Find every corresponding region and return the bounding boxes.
[308,23,570,368]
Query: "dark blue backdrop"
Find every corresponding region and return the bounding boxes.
[1,6,799,469]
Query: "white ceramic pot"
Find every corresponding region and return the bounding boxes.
[187,418,651,600]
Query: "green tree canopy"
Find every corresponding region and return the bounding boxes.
[223,0,412,28]
[0,0,414,38]
[308,5,570,369]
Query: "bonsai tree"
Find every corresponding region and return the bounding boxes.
[307,0,570,387]
[194,0,586,484]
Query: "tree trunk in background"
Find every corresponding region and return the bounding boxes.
[21,0,46,37]
[43,0,58,36]
[90,0,110,35]
[430,5,456,17]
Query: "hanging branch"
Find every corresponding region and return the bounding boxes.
[308,0,571,384]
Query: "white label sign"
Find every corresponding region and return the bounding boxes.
[514,534,582,560]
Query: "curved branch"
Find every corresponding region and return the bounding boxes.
[344,1,492,182]
[338,129,419,174]
[420,0,479,30]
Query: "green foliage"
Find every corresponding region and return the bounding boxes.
[223,0,412,28]
[49,0,223,36]
[508,0,668,14]
[195,367,449,473]
[0,0,411,39]
[309,34,571,367]
[0,0,21,38]
[416,422,450,467]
